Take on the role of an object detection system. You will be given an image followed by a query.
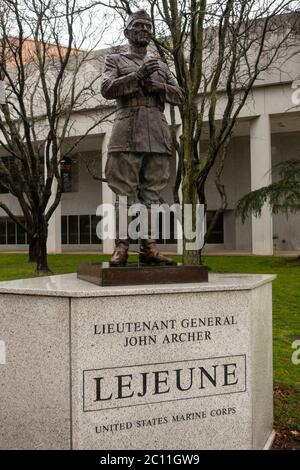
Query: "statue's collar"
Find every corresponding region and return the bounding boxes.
[121,52,149,63]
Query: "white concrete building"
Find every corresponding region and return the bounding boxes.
[0,36,300,256]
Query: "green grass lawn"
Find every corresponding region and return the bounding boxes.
[202,255,300,435]
[0,252,299,434]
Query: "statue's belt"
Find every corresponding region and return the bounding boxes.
[117,96,163,110]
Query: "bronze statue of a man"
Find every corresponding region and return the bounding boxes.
[101,9,183,266]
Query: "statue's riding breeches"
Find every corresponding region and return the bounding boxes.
[105,152,170,206]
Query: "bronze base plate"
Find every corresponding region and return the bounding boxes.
[77,262,208,286]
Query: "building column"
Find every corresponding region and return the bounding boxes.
[45,146,62,254]
[46,176,62,254]
[101,131,115,254]
[250,114,273,255]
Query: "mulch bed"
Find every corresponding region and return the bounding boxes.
[272,431,300,450]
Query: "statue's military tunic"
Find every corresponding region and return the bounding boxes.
[101,52,183,205]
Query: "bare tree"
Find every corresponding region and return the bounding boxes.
[98,0,300,264]
[0,0,113,273]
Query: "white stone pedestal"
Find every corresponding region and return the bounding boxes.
[0,273,275,450]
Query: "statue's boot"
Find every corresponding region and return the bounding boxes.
[109,239,129,267]
[139,239,176,266]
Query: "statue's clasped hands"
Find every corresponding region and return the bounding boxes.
[136,58,159,80]
[136,59,165,94]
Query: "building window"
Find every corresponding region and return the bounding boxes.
[80,215,91,244]
[7,219,16,244]
[206,211,224,244]
[0,178,9,194]
[16,223,27,244]
[0,157,11,193]
[61,215,68,245]
[157,211,176,244]
[0,217,28,244]
[0,156,28,194]
[91,216,102,244]
[0,218,6,244]
[127,211,177,245]
[68,215,79,244]
[61,215,102,244]
[61,156,78,193]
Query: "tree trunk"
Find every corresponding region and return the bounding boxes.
[181,113,202,265]
[35,219,51,275]
[28,235,37,263]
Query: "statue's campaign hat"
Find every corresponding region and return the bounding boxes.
[125,9,152,29]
